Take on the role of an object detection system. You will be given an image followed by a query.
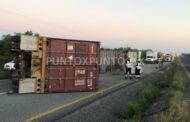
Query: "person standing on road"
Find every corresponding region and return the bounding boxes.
[125,58,132,79]
[135,60,142,79]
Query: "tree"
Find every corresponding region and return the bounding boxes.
[0,34,12,57]
[0,30,39,59]
[24,30,39,36]
[24,30,33,36]
[0,31,39,79]
[14,30,39,36]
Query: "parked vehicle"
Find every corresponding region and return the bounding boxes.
[145,51,158,64]
[4,61,15,70]
[164,54,173,62]
[10,35,100,93]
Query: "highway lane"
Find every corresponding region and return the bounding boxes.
[0,79,12,93]
[180,54,190,73]
[55,68,167,122]
[180,54,190,114]
[0,63,168,122]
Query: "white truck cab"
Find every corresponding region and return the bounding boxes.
[145,51,158,64]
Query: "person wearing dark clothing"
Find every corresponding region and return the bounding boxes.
[135,60,142,78]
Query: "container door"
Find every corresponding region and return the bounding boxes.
[46,39,100,92]
[47,40,67,92]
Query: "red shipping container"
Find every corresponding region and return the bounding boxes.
[45,38,100,92]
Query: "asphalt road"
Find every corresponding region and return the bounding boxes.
[56,69,166,122]
[0,63,169,122]
[180,54,190,113]
[180,54,190,73]
[0,79,12,93]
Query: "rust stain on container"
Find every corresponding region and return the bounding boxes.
[46,38,100,92]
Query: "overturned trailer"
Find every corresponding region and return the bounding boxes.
[99,49,141,74]
[100,50,123,72]
[11,35,100,93]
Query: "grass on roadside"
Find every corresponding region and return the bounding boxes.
[160,68,190,122]
[120,79,161,121]
[120,59,189,121]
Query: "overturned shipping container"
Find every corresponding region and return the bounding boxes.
[11,35,100,93]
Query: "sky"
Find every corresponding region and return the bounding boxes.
[0,0,190,54]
